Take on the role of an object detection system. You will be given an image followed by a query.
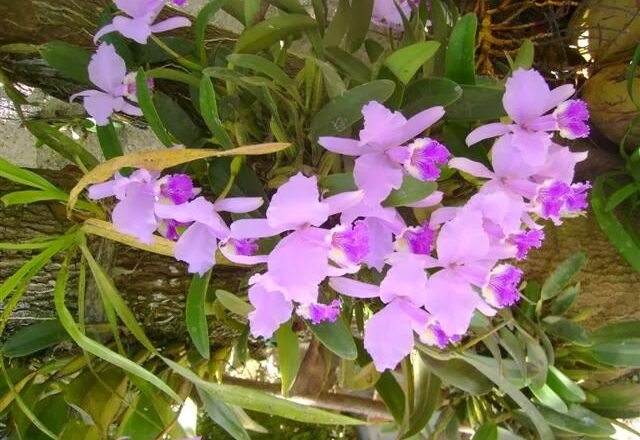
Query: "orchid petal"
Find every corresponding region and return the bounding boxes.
[329,277,379,298]
[149,16,192,33]
[174,222,218,275]
[317,137,362,156]
[213,197,263,213]
[465,122,510,146]
[364,301,415,371]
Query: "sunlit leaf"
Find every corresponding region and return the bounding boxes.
[383,41,440,84]
[444,13,477,85]
[53,256,181,402]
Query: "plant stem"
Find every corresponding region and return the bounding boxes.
[151,35,203,71]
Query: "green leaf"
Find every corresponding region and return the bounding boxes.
[1,190,65,207]
[187,271,212,359]
[591,177,640,271]
[64,368,128,437]
[136,69,174,147]
[550,283,580,315]
[585,383,640,418]
[541,253,587,300]
[304,56,346,98]
[402,77,463,116]
[513,40,534,70]
[266,0,308,13]
[529,383,568,413]
[344,0,373,52]
[215,289,253,317]
[53,255,181,403]
[197,387,251,440]
[591,320,640,342]
[154,91,204,147]
[459,353,554,440]
[2,320,68,357]
[626,42,640,110]
[323,0,350,47]
[310,80,395,137]
[319,173,356,195]
[96,122,124,160]
[163,358,364,425]
[195,0,228,65]
[199,75,234,149]
[589,341,640,367]
[23,120,99,169]
[244,0,262,26]
[421,355,492,395]
[383,41,440,84]
[364,38,385,63]
[0,236,72,303]
[383,176,436,207]
[604,183,637,212]
[275,320,301,395]
[536,405,615,437]
[325,46,372,84]
[543,317,591,346]
[472,421,498,440]
[308,318,357,360]
[401,355,442,439]
[445,85,505,120]
[444,13,477,85]
[0,156,59,191]
[235,14,318,53]
[227,53,301,103]
[546,366,586,403]
[80,243,157,353]
[39,41,91,84]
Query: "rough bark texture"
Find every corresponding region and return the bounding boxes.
[0,173,251,344]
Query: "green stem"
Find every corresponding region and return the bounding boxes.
[460,320,511,351]
[150,35,203,71]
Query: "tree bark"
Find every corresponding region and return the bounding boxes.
[0,172,251,344]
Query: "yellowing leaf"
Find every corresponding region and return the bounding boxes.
[67,143,289,215]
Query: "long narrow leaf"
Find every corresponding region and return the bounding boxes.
[53,256,181,402]
[187,271,212,359]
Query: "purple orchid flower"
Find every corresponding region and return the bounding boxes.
[246,273,342,338]
[406,209,498,336]
[532,180,591,225]
[229,173,364,304]
[155,196,264,274]
[466,68,589,166]
[330,256,452,371]
[482,264,523,308]
[95,0,191,44]
[70,43,142,125]
[247,273,294,338]
[372,0,419,30]
[319,102,445,206]
[298,300,342,325]
[88,169,199,244]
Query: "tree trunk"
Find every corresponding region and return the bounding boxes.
[0,172,251,344]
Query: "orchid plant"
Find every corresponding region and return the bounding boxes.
[1,0,639,439]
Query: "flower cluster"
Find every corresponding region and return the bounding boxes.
[91,68,590,372]
[71,0,190,125]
